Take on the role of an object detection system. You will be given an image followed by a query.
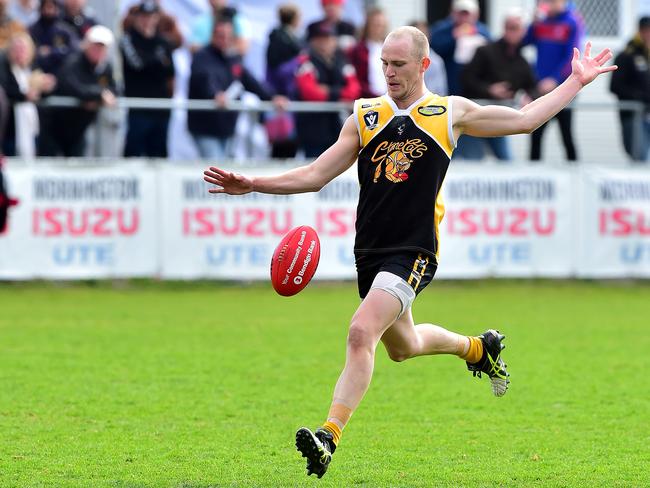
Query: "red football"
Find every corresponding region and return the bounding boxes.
[270,225,321,296]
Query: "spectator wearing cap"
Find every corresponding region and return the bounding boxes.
[61,0,98,38]
[123,0,182,50]
[189,0,249,54]
[347,7,388,98]
[121,0,175,158]
[430,0,491,160]
[610,16,650,162]
[0,32,56,156]
[459,10,538,161]
[187,18,287,159]
[29,0,79,75]
[307,0,356,51]
[294,20,360,158]
[0,0,28,50]
[523,0,584,161]
[430,0,490,96]
[8,0,38,29]
[410,20,447,96]
[38,25,116,157]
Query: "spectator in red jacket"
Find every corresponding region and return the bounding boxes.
[294,20,360,158]
[347,7,388,98]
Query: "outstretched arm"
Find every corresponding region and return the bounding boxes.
[452,43,617,139]
[203,115,360,195]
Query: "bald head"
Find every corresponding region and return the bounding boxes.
[384,26,429,61]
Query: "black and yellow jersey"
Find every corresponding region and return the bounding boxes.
[353,92,455,263]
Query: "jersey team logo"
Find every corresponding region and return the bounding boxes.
[371,138,428,184]
[373,150,412,183]
[418,105,446,116]
[363,111,379,130]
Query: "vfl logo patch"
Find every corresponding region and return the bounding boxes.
[418,105,446,116]
[363,111,379,130]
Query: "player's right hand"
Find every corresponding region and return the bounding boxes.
[203,166,254,195]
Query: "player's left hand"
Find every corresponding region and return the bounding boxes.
[571,42,618,87]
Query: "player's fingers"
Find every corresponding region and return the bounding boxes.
[203,175,223,186]
[208,188,225,194]
[209,166,228,177]
[572,47,580,62]
[598,52,613,66]
[594,48,611,63]
[203,169,223,179]
[599,65,618,73]
[584,41,592,58]
[203,171,224,181]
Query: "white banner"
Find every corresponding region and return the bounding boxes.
[159,166,358,279]
[578,168,650,277]
[2,162,649,280]
[0,163,158,279]
[436,167,576,278]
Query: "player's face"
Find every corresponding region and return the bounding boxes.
[381,37,423,101]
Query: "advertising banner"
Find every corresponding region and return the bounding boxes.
[436,167,576,278]
[159,166,358,279]
[578,168,650,277]
[2,162,649,280]
[0,163,158,279]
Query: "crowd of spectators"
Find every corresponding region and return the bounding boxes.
[0,0,647,162]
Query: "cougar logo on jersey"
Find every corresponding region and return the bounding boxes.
[371,139,427,183]
[363,111,379,130]
[383,151,412,183]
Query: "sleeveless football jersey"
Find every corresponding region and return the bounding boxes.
[353,92,455,263]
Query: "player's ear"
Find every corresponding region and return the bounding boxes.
[421,56,431,72]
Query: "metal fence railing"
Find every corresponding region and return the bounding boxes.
[35,96,646,164]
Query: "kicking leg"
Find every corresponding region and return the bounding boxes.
[381,307,476,361]
[381,310,510,397]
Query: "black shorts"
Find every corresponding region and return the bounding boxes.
[355,252,438,299]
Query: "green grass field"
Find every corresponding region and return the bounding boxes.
[1,280,649,487]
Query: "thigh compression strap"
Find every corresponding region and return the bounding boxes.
[369,271,416,317]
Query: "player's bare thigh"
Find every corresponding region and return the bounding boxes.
[348,288,403,348]
[380,307,420,362]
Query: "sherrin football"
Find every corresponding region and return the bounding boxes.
[270,225,321,296]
